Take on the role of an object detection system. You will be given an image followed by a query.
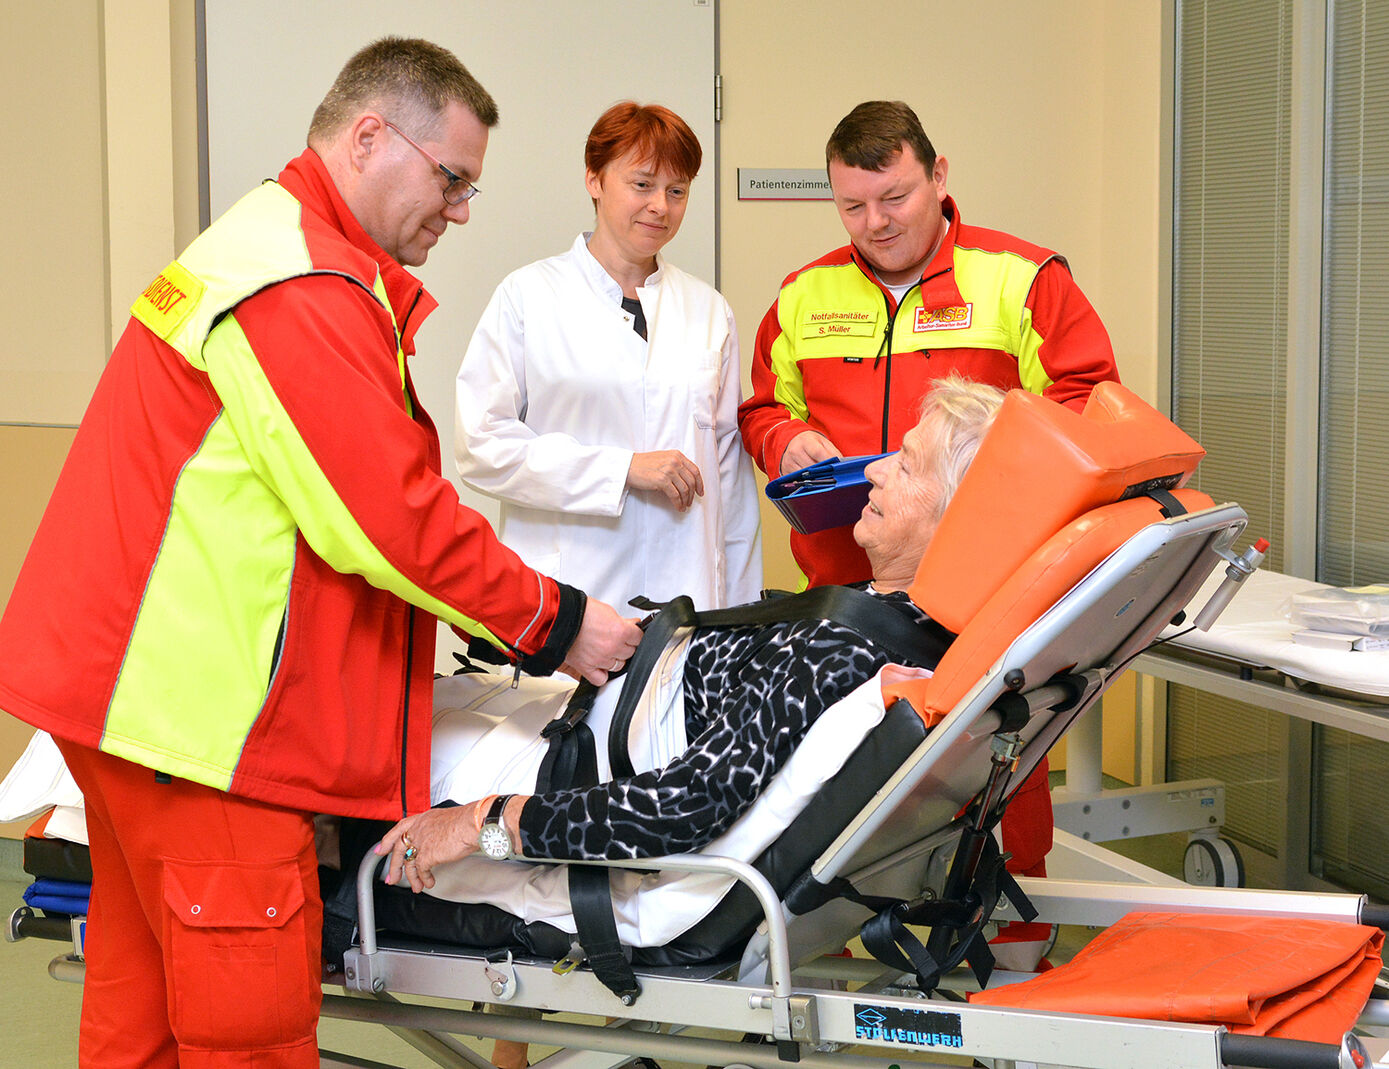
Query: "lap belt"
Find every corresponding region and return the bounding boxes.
[535,585,953,1002]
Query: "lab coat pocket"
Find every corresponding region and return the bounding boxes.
[162,858,314,1047]
[690,348,721,431]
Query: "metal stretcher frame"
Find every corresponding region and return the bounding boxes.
[332,501,1387,1069]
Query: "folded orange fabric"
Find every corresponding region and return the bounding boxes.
[24,808,54,839]
[969,911,1384,1042]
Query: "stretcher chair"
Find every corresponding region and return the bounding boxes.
[9,384,1388,1069]
[326,384,1388,1069]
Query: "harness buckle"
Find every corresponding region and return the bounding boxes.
[553,942,586,975]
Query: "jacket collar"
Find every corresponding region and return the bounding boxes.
[276,149,440,355]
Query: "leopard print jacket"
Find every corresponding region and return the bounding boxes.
[516,588,933,860]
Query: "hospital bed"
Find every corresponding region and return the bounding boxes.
[9,383,1389,1069]
[1057,566,1389,890]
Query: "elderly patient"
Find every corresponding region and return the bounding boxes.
[377,374,1003,890]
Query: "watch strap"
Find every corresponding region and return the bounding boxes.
[486,794,514,826]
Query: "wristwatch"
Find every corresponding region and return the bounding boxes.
[477,794,516,860]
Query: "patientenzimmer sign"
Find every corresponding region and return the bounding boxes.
[737,168,832,201]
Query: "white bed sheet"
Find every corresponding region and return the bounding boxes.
[1162,568,1389,700]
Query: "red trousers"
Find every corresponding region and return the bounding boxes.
[56,740,322,1068]
[1002,758,1054,879]
[990,759,1055,970]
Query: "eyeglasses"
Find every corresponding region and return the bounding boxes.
[384,120,480,205]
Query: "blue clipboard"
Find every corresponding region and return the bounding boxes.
[764,453,891,534]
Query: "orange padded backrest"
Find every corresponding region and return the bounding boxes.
[885,488,1214,725]
[910,381,1204,634]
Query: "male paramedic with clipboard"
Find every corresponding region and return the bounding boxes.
[738,99,1120,590]
[737,100,1120,968]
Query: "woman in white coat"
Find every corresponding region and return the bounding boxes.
[455,102,762,614]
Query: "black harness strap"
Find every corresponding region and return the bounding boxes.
[567,865,642,1004]
[1148,488,1187,518]
[607,586,954,778]
[535,720,598,794]
[820,830,1034,992]
[553,585,952,1003]
[606,595,698,777]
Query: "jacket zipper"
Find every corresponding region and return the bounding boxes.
[874,268,948,454]
[394,287,426,817]
[399,605,415,818]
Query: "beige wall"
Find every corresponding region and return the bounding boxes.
[0,1,1163,836]
[0,428,78,839]
[719,2,1164,588]
[0,2,198,839]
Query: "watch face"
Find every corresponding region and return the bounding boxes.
[479,822,512,860]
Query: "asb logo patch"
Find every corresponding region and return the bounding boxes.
[913,304,972,333]
[131,261,205,341]
[801,309,878,338]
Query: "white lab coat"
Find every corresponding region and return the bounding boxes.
[456,234,762,612]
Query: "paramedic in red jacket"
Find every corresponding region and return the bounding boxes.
[738,101,1113,959]
[738,100,1120,590]
[0,38,640,1068]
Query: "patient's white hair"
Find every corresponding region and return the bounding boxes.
[916,375,1006,523]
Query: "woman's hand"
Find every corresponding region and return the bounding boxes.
[376,806,479,893]
[627,450,704,510]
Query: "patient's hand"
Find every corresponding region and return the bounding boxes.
[562,598,642,686]
[377,807,477,893]
[627,449,704,511]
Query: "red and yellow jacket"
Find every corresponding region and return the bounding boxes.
[0,150,581,819]
[738,196,1119,588]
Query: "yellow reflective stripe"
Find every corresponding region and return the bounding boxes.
[1013,303,1054,396]
[203,313,501,644]
[101,412,297,788]
[769,325,811,422]
[166,183,315,370]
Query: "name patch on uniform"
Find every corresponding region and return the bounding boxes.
[914,304,972,333]
[131,261,205,341]
[802,309,878,338]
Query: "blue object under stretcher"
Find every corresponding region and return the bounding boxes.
[22,877,91,916]
[764,454,891,534]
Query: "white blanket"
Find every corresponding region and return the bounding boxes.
[423,661,932,948]
[0,729,87,844]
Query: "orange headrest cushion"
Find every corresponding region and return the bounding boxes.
[910,381,1204,633]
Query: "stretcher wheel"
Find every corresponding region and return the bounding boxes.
[1183,835,1245,887]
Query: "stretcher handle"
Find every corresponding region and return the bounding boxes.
[8,905,73,943]
[351,848,795,997]
[1359,901,1389,930]
[1220,1030,1366,1069]
[356,851,387,957]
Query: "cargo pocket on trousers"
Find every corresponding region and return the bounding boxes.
[162,858,314,1049]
